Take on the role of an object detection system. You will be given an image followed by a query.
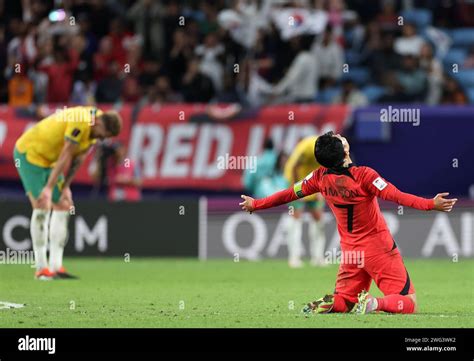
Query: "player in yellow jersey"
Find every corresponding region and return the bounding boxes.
[14,106,122,280]
[284,135,327,268]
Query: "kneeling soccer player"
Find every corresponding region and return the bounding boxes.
[14,106,122,280]
[239,132,457,314]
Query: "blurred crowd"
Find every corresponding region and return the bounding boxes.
[1,0,474,108]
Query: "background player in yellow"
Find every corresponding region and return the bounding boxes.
[284,135,327,268]
[14,106,122,280]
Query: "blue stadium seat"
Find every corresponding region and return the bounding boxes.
[341,67,370,86]
[453,69,474,88]
[401,9,432,29]
[443,48,467,68]
[450,28,474,47]
[362,85,387,103]
[315,86,341,104]
[467,87,474,104]
[344,29,355,46]
[345,49,362,66]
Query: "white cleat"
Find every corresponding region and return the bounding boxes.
[288,259,304,268]
[310,258,330,267]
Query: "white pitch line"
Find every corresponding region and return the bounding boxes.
[0,301,25,310]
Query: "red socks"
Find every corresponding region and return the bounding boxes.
[376,294,415,314]
[330,294,416,314]
[331,294,416,314]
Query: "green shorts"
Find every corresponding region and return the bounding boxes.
[13,148,65,203]
[291,199,325,211]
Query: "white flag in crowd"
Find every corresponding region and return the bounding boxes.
[272,8,328,40]
[424,26,452,59]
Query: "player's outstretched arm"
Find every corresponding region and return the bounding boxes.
[239,187,299,213]
[377,178,457,212]
[377,182,457,212]
[364,167,458,212]
[240,169,320,213]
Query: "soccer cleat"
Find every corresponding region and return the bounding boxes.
[54,267,79,280]
[310,258,329,267]
[35,268,55,281]
[354,290,378,314]
[301,294,334,316]
[288,259,304,268]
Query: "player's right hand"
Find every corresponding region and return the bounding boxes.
[37,186,52,210]
[433,193,458,212]
[239,195,255,213]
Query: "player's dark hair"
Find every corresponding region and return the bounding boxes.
[314,131,345,169]
[101,111,122,137]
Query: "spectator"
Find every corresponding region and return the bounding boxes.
[195,32,225,92]
[76,13,98,57]
[393,22,425,56]
[108,143,142,202]
[72,34,94,84]
[95,61,123,103]
[93,36,114,81]
[121,38,143,103]
[71,34,96,105]
[165,29,192,91]
[138,57,161,89]
[376,0,398,33]
[70,74,96,105]
[213,72,248,105]
[394,55,427,101]
[8,63,34,107]
[128,0,165,59]
[145,75,181,105]
[6,22,37,68]
[162,1,183,52]
[253,29,277,83]
[87,0,115,39]
[326,0,346,44]
[243,138,279,199]
[313,26,344,89]
[0,0,471,107]
[367,32,400,83]
[182,58,215,103]
[0,24,7,102]
[273,35,318,103]
[440,76,468,104]
[198,1,220,36]
[419,43,443,105]
[463,46,474,69]
[360,21,383,64]
[37,46,79,103]
[332,79,368,107]
[106,18,134,69]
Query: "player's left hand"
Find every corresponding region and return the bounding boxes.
[433,192,458,212]
[59,186,73,208]
[239,195,255,213]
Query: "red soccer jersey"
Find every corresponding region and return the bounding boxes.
[253,164,434,256]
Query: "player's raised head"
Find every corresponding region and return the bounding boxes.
[93,111,122,139]
[314,131,348,169]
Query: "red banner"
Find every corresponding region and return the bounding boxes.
[0,104,349,190]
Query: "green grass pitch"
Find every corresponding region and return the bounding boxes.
[0,258,473,328]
